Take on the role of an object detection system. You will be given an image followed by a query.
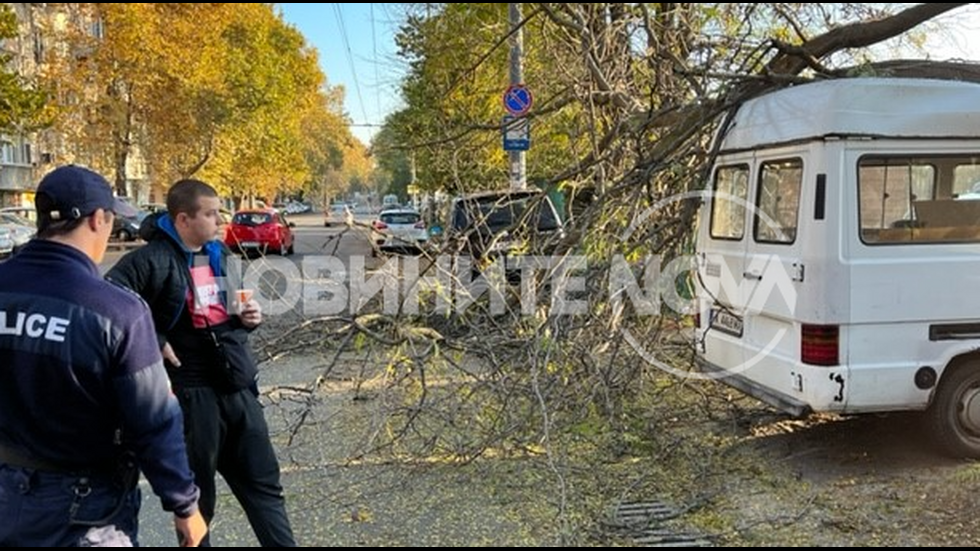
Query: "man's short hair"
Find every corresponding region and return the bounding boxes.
[167,179,218,218]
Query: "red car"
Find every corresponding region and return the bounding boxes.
[224,208,295,256]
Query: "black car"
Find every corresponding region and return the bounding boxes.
[113,211,147,241]
[446,189,564,281]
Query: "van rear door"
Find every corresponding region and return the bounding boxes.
[699,161,752,370]
[741,155,807,390]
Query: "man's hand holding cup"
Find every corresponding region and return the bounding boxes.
[235,289,262,328]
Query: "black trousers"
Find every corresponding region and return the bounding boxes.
[176,386,296,547]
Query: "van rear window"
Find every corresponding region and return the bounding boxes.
[754,159,802,244]
[453,194,559,233]
[859,155,980,244]
[710,165,748,240]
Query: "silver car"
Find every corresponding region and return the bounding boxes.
[0,212,36,251]
[0,227,14,259]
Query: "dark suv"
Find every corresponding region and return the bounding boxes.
[447,189,564,280]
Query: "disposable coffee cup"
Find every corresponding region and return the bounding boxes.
[234,289,254,313]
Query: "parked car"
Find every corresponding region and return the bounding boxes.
[113,210,147,241]
[694,77,980,459]
[324,203,353,227]
[0,212,36,251]
[283,201,312,214]
[0,206,37,224]
[446,188,564,280]
[0,227,14,259]
[112,196,141,218]
[382,194,400,209]
[370,208,427,255]
[224,208,295,256]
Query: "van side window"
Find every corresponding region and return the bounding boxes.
[858,155,980,244]
[709,165,748,240]
[952,165,980,197]
[754,159,802,244]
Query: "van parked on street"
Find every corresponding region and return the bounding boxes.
[447,188,563,283]
[695,77,980,458]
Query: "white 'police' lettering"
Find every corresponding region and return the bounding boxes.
[0,310,70,342]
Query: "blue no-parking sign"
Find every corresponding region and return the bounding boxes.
[503,84,533,116]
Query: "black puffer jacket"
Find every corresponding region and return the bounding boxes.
[106,212,258,391]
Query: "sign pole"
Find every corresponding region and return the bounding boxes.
[508,3,526,191]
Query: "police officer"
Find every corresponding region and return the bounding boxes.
[0,165,207,546]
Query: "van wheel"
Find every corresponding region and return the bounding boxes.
[928,363,980,459]
[117,229,132,241]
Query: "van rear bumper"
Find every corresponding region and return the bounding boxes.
[695,356,812,417]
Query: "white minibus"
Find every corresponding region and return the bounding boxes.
[696,77,980,457]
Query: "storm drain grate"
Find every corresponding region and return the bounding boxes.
[610,500,713,547]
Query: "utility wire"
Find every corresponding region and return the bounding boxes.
[332,2,370,126]
[371,3,382,122]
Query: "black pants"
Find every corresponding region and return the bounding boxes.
[177,386,296,547]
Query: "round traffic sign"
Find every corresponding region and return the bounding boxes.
[503,84,533,116]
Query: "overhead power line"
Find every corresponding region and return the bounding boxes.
[332,3,370,126]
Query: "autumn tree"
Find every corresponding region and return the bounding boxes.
[40,3,354,201]
[337,2,975,463]
[40,3,233,194]
[372,110,414,198]
[0,4,48,133]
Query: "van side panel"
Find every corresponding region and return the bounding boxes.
[700,139,980,416]
[841,144,980,412]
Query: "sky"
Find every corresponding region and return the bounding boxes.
[275,4,980,147]
[278,3,406,146]
[924,6,980,60]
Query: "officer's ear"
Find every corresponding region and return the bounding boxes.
[88,208,111,232]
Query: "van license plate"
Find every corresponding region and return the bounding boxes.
[711,309,743,337]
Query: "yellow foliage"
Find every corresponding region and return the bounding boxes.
[40,3,358,200]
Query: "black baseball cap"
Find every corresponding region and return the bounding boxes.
[35,165,132,220]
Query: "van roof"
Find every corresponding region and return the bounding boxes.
[719,77,980,152]
[455,188,543,201]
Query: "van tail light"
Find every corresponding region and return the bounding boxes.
[373,221,388,230]
[801,324,839,366]
[414,221,426,229]
[694,311,701,328]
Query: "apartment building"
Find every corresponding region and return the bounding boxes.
[0,3,43,207]
[1,3,149,207]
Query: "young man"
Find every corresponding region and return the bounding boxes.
[107,179,296,546]
[0,165,206,546]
